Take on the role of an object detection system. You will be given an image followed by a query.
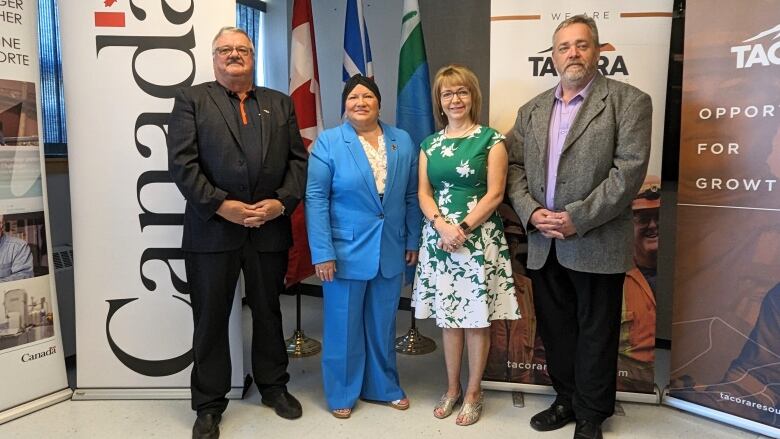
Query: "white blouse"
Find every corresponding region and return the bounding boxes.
[358,134,388,195]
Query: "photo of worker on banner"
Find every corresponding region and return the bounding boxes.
[485,176,661,394]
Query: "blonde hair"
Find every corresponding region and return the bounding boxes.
[431,64,482,128]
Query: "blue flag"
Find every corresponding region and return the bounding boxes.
[343,0,373,81]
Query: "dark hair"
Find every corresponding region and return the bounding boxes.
[342,74,382,108]
[553,14,600,47]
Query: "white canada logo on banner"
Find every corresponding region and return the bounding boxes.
[731,24,780,69]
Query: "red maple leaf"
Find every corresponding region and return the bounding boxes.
[104,0,117,7]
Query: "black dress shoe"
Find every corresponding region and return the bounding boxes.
[574,419,603,439]
[261,391,303,419]
[530,403,575,431]
[192,413,220,439]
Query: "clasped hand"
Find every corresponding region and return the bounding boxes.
[435,221,467,253]
[530,208,576,239]
[216,199,284,228]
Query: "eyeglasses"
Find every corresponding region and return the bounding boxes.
[213,45,253,57]
[440,89,470,101]
[633,211,659,226]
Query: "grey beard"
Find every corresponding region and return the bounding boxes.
[562,65,593,83]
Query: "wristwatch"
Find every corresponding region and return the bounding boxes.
[277,199,286,216]
[459,221,471,234]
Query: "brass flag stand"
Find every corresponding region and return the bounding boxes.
[395,306,436,355]
[285,285,321,357]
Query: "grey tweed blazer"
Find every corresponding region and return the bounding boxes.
[506,74,651,274]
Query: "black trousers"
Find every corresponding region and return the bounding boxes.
[528,245,624,423]
[185,243,290,415]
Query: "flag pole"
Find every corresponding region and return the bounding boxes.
[285,283,321,357]
[285,0,324,358]
[394,0,436,356]
[395,305,436,355]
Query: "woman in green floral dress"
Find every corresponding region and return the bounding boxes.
[412,65,520,426]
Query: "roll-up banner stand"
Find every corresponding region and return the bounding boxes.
[487,0,672,403]
[0,0,71,424]
[666,1,780,437]
[58,1,242,399]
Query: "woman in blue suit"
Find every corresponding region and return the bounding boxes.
[306,75,422,418]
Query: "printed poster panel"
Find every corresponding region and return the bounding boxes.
[0,0,68,417]
[486,0,671,395]
[58,1,241,391]
[669,0,780,433]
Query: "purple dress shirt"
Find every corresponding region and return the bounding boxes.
[545,77,596,209]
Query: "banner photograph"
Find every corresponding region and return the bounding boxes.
[486,0,671,395]
[0,275,55,352]
[0,79,44,213]
[668,0,780,434]
[0,79,38,147]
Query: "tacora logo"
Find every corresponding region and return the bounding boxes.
[528,43,628,77]
[731,24,780,69]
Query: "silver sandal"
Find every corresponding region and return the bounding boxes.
[455,392,484,426]
[433,390,462,419]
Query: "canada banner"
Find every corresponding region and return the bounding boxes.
[0,0,70,424]
[58,1,242,397]
[665,1,780,436]
[486,0,672,401]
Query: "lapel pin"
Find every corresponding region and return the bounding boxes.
[391,144,397,151]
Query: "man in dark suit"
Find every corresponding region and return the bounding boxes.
[506,15,652,439]
[167,26,308,439]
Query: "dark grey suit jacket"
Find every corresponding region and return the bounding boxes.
[506,74,651,274]
[167,81,307,253]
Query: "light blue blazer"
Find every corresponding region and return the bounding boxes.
[306,121,422,280]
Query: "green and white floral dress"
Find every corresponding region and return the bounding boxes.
[412,126,520,328]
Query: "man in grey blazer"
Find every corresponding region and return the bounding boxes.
[506,15,651,439]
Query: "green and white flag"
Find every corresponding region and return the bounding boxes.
[396,0,434,147]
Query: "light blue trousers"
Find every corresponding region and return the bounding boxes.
[321,274,405,410]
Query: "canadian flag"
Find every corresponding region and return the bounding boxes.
[286,0,323,285]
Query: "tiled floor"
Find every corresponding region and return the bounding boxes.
[0,293,772,438]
